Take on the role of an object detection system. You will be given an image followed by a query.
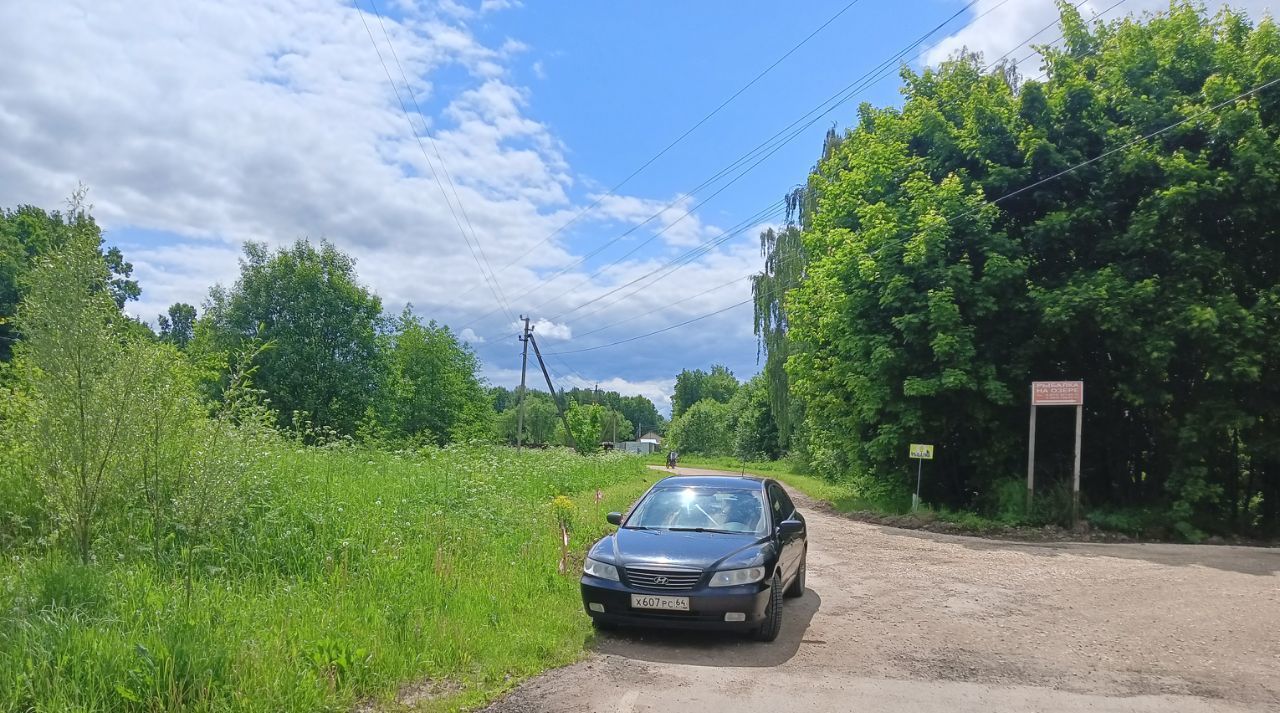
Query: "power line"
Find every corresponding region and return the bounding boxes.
[355,0,516,322]
[457,0,987,328]
[464,200,783,334]
[570,274,751,341]
[449,0,870,305]
[544,298,754,356]
[541,0,1121,340]
[543,202,787,322]
[987,0,1128,75]
[532,0,1006,325]
[546,75,1280,357]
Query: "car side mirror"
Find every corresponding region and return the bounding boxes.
[606,511,622,526]
[777,519,804,536]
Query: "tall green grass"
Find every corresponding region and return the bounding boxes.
[0,444,651,712]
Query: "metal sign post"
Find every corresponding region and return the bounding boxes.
[1026,381,1084,523]
[909,444,934,512]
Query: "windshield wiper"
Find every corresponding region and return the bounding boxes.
[622,525,658,530]
[666,527,741,534]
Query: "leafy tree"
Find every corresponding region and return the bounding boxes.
[561,386,662,437]
[0,199,139,361]
[619,394,662,438]
[783,3,1280,535]
[157,302,197,349]
[672,364,739,417]
[554,402,633,453]
[197,240,382,436]
[669,398,733,456]
[380,307,491,445]
[728,374,781,461]
[497,390,561,446]
[14,200,147,563]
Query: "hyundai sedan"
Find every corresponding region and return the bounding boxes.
[580,475,807,642]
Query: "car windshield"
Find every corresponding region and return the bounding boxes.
[625,487,767,535]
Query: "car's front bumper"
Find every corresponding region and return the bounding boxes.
[580,575,772,631]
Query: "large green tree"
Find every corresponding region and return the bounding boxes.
[672,364,739,417]
[497,390,561,446]
[198,240,382,436]
[562,386,662,437]
[784,3,1280,535]
[727,374,782,461]
[380,308,491,445]
[669,398,733,456]
[0,202,140,362]
[157,302,197,349]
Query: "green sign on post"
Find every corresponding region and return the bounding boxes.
[909,444,933,511]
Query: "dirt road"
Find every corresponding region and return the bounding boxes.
[485,467,1280,713]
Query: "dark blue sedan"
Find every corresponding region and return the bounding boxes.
[580,474,807,642]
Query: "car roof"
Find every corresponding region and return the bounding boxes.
[653,475,768,490]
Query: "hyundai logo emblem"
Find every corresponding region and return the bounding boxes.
[653,575,669,585]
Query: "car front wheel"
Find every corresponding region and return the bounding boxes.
[753,572,783,642]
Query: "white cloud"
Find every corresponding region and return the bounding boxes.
[0,0,581,326]
[0,0,763,394]
[121,241,243,328]
[587,193,717,248]
[925,0,1276,69]
[480,0,521,14]
[512,317,573,341]
[531,60,547,80]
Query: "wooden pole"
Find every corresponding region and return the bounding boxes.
[528,333,577,451]
[1026,404,1037,514]
[1072,403,1083,525]
[516,316,530,453]
[914,458,923,512]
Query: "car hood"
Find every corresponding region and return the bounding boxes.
[600,527,769,570]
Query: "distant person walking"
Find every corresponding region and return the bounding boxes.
[666,450,678,469]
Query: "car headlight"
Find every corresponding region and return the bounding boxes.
[583,558,620,581]
[708,566,767,587]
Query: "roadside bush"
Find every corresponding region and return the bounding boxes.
[982,477,1029,525]
[1086,507,1168,538]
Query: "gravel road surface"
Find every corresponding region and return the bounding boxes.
[485,467,1280,713]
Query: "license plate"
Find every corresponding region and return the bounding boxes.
[630,594,689,611]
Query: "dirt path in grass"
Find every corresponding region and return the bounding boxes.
[482,466,1280,713]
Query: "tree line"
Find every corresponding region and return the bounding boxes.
[0,199,663,453]
[749,2,1280,538]
[661,364,782,462]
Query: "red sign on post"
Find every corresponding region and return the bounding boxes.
[1032,381,1083,406]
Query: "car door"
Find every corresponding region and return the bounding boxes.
[766,483,801,580]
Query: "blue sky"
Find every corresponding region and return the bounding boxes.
[1,0,1266,412]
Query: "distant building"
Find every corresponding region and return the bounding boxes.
[620,441,659,455]
[639,432,661,445]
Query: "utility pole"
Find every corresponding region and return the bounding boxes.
[528,332,577,451]
[516,316,531,453]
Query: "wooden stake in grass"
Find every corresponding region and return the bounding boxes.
[551,495,575,574]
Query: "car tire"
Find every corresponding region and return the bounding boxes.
[785,549,806,598]
[754,572,783,642]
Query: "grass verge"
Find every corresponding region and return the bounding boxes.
[0,445,655,712]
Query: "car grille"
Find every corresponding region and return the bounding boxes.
[625,566,702,591]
